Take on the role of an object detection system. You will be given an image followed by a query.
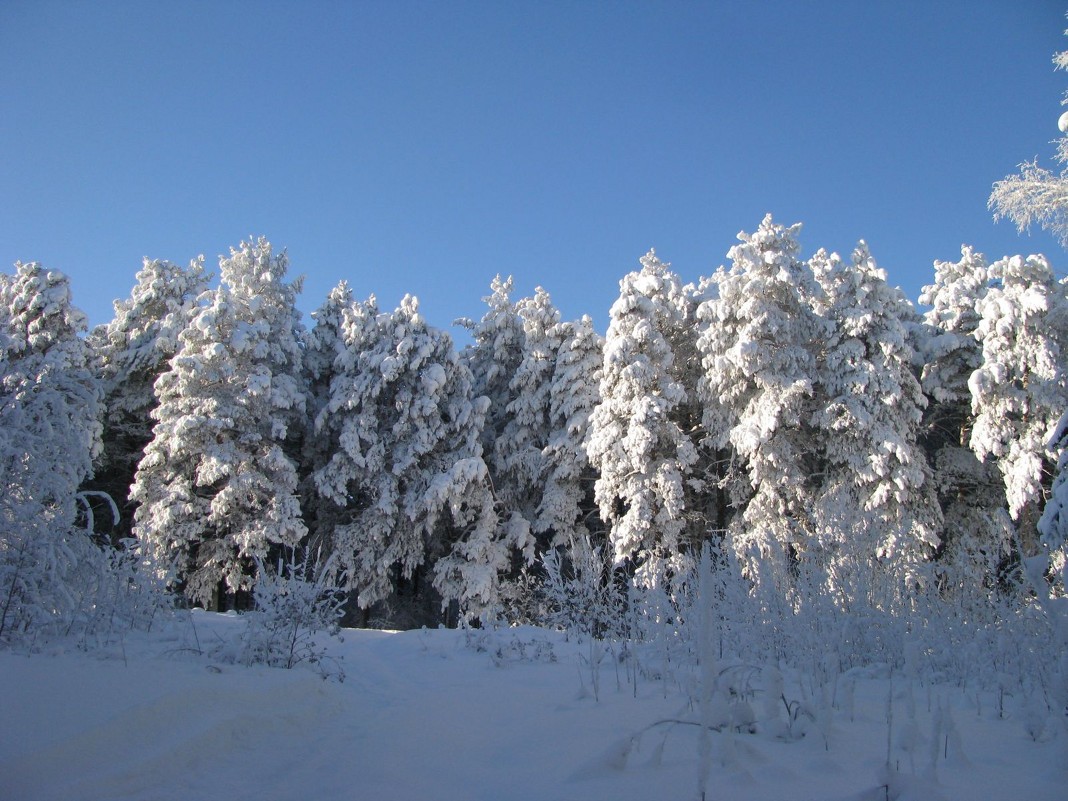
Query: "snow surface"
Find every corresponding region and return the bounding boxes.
[1,614,1064,801]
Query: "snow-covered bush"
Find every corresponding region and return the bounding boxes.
[536,537,626,640]
[239,550,345,680]
[67,536,177,653]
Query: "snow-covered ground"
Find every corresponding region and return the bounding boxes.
[1,613,1064,801]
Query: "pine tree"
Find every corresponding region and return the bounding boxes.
[919,247,989,409]
[696,216,827,586]
[130,238,307,609]
[313,296,508,622]
[917,247,1009,591]
[300,281,360,558]
[986,21,1068,567]
[587,250,703,585]
[810,243,941,606]
[969,254,1068,555]
[85,257,210,543]
[495,287,561,555]
[455,277,551,605]
[0,262,103,639]
[304,280,355,423]
[459,274,526,464]
[536,315,604,549]
[989,31,1068,245]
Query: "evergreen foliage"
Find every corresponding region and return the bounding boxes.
[311,294,507,618]
[85,257,210,542]
[130,238,307,609]
[587,250,703,585]
[696,217,826,586]
[536,314,604,549]
[918,247,1010,590]
[809,243,940,605]
[969,254,1068,551]
[494,286,560,552]
[0,262,103,639]
[4,223,1068,635]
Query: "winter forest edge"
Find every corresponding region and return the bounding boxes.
[6,27,1068,795]
[7,210,1068,672]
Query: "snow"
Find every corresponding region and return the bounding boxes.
[1,616,1064,801]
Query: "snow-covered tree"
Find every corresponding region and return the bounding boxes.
[84,257,210,542]
[587,250,703,585]
[989,32,1068,245]
[809,244,941,605]
[990,151,1068,247]
[969,254,1068,553]
[917,247,1009,590]
[457,277,568,605]
[494,287,562,552]
[0,262,103,639]
[312,295,511,621]
[303,280,355,422]
[299,281,360,557]
[919,247,989,410]
[987,20,1068,566]
[459,275,526,462]
[696,216,827,585]
[1039,412,1068,548]
[131,239,307,609]
[536,315,604,549]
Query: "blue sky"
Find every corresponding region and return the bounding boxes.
[3,1,1066,337]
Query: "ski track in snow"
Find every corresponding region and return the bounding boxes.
[1,615,1065,801]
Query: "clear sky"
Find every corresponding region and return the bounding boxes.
[3,1,1067,338]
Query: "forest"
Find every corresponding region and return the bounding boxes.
[1,207,1066,634]
[5,170,1068,801]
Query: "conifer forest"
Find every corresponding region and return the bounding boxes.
[5,16,1068,801]
[5,208,1068,663]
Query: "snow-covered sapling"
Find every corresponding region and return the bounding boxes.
[239,549,345,680]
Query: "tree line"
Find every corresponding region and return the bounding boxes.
[2,213,1066,636]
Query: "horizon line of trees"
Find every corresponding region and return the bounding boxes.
[3,212,1067,633]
